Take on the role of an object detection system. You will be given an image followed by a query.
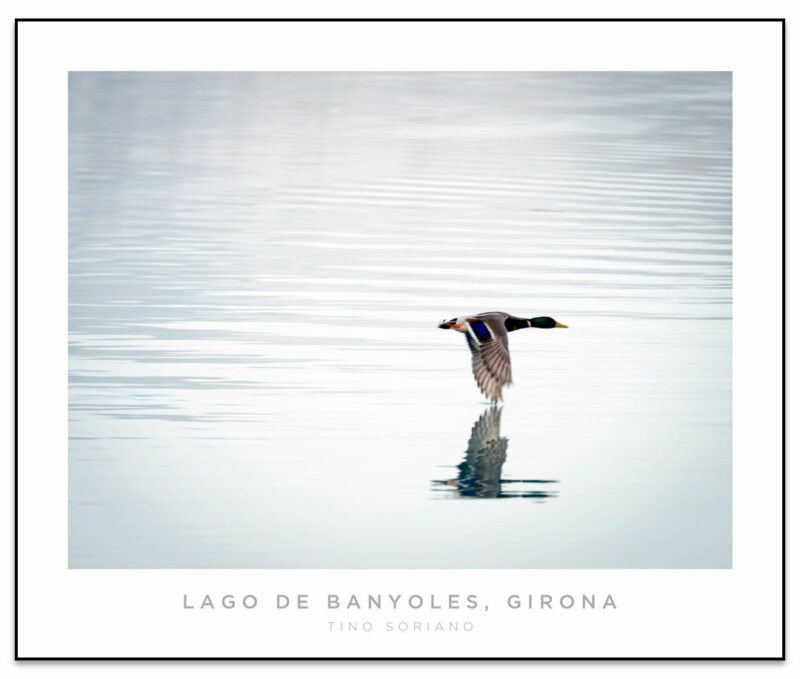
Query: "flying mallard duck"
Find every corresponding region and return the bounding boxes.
[438,312,567,402]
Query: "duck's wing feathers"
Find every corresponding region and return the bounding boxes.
[464,316,512,402]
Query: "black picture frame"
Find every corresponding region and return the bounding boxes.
[14,16,785,662]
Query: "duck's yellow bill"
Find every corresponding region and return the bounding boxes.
[555,322,568,328]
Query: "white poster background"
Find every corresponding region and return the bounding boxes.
[16,20,782,658]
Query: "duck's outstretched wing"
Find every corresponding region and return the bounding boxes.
[464,317,512,402]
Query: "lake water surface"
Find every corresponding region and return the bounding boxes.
[69,72,731,568]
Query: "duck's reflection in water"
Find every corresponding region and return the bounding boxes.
[433,406,559,499]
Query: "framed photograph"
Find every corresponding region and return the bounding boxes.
[15,18,784,659]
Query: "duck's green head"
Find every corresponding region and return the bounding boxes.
[530,316,568,329]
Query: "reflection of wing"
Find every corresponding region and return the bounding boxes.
[432,405,559,500]
[459,406,508,497]
[465,317,512,402]
[466,405,503,451]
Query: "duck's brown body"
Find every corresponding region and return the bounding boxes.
[438,311,567,402]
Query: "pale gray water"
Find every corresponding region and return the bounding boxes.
[69,72,731,568]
